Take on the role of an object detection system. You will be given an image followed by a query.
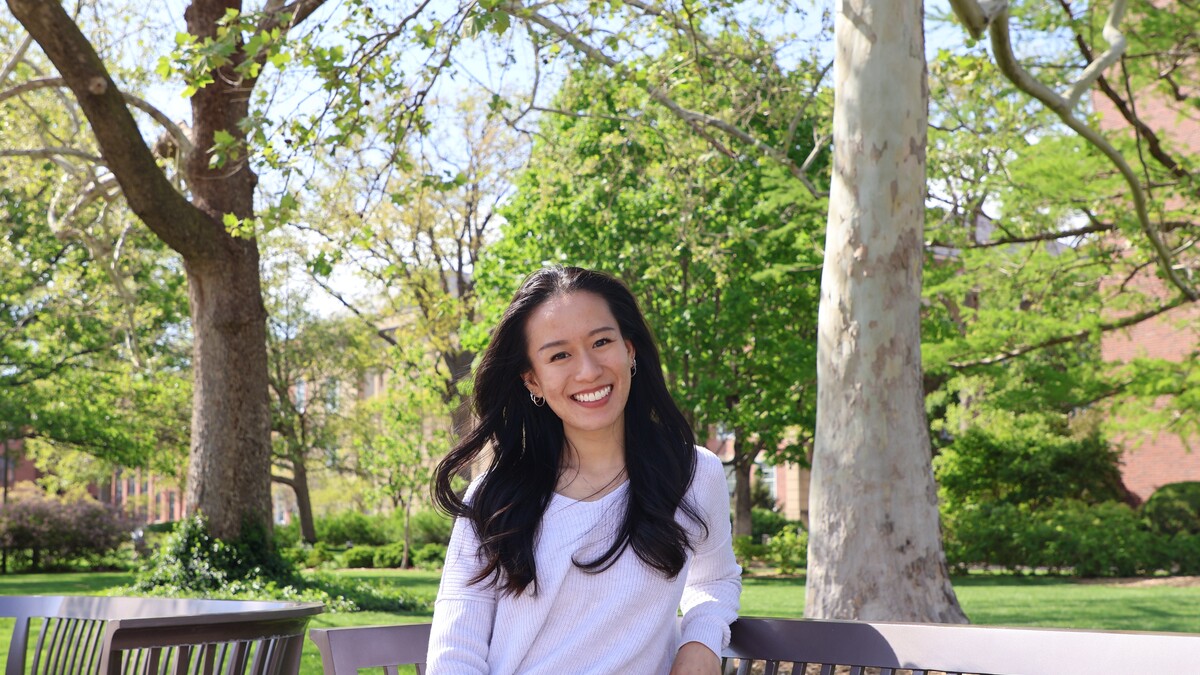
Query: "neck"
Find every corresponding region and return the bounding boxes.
[561,427,625,472]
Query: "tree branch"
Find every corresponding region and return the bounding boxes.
[1,77,193,159]
[0,147,103,163]
[949,0,1197,301]
[6,0,214,259]
[499,1,826,198]
[0,32,32,85]
[948,295,1194,368]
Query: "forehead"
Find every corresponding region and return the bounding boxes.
[524,291,618,341]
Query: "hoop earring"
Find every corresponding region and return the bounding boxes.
[631,358,637,377]
[530,391,545,407]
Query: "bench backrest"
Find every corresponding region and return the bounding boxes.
[309,617,1200,675]
[726,617,1200,674]
[0,596,323,675]
[309,624,430,675]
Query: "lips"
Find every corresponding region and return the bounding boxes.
[572,385,612,403]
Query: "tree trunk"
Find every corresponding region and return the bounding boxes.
[731,434,754,538]
[805,0,967,623]
[290,456,318,544]
[402,491,414,569]
[185,252,272,542]
[177,0,272,543]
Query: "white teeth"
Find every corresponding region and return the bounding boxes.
[573,386,611,403]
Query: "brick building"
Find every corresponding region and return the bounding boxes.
[1,437,184,525]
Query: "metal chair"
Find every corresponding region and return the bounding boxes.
[0,595,323,675]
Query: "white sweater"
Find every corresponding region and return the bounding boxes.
[426,446,742,674]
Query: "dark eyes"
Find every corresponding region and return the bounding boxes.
[547,338,613,362]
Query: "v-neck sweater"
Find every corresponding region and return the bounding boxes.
[426,446,742,674]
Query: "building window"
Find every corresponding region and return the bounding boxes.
[757,461,777,501]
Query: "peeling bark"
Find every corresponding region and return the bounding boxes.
[805,0,967,623]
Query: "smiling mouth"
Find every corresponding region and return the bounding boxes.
[572,386,612,403]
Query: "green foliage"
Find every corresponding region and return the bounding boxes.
[943,500,1162,578]
[127,514,431,613]
[341,546,378,569]
[302,572,434,613]
[751,508,794,542]
[132,514,295,594]
[273,520,302,549]
[411,543,447,571]
[407,509,453,547]
[0,188,191,476]
[315,511,387,547]
[766,529,807,576]
[732,535,768,571]
[934,409,1125,511]
[372,543,408,569]
[924,4,1200,457]
[304,542,335,569]
[1164,534,1200,576]
[750,480,777,510]
[262,241,388,544]
[1142,483,1200,536]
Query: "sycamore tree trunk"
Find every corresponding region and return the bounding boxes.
[7,0,325,542]
[805,0,967,622]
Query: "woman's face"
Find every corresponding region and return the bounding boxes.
[523,291,636,444]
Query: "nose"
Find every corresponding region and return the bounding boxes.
[575,351,602,381]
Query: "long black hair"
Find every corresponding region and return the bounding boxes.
[432,266,704,595]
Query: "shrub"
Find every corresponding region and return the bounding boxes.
[131,514,297,593]
[0,484,134,571]
[751,508,794,542]
[408,509,453,547]
[1033,500,1153,577]
[305,542,335,569]
[123,515,433,614]
[732,535,767,571]
[1142,482,1200,536]
[316,511,387,546]
[273,520,302,549]
[373,543,408,569]
[412,543,447,571]
[340,545,377,569]
[943,499,1165,577]
[766,529,807,575]
[934,410,1125,511]
[942,501,1028,573]
[1166,533,1200,575]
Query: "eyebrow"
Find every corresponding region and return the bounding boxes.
[537,326,618,353]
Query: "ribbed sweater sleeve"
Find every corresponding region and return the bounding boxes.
[678,448,743,657]
[426,485,497,674]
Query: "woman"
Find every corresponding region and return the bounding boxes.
[428,266,741,674]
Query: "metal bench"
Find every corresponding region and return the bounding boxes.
[1,595,323,675]
[309,616,1200,674]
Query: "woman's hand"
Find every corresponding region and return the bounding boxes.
[670,641,720,675]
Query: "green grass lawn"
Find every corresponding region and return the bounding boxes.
[741,572,1200,633]
[4,569,1200,674]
